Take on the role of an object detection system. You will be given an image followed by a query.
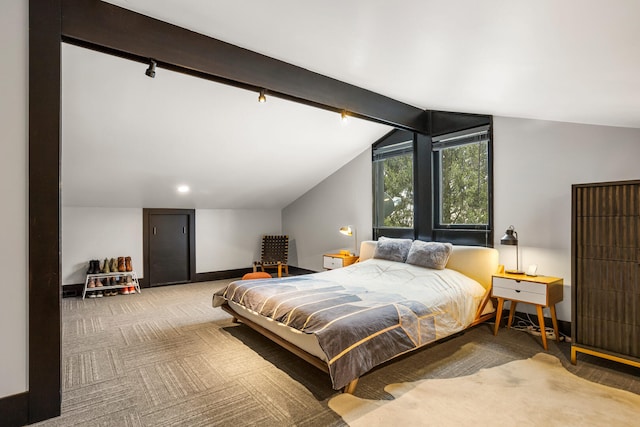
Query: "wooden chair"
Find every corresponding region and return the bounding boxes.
[253,235,289,277]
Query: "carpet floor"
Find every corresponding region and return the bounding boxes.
[35,280,640,426]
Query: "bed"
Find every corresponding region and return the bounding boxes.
[212,239,499,393]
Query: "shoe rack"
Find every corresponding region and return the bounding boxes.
[82,257,141,300]
[82,271,141,300]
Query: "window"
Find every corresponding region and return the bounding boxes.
[433,126,490,228]
[373,140,414,229]
[372,114,493,246]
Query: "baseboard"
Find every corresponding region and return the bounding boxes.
[63,267,317,297]
[0,391,28,427]
[502,309,571,337]
[194,268,254,283]
[61,283,83,298]
[288,266,317,275]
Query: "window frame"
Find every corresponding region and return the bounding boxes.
[372,113,493,246]
[432,125,491,231]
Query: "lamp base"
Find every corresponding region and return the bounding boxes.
[505,269,524,275]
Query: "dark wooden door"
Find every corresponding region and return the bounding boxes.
[147,211,193,286]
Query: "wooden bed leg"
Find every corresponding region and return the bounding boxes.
[343,378,359,394]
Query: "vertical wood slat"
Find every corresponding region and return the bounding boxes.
[572,181,640,360]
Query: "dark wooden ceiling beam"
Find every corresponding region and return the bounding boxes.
[61,0,428,133]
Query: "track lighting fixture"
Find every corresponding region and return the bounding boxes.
[258,89,267,103]
[341,110,348,122]
[145,59,156,78]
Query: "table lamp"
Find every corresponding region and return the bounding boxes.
[339,225,357,256]
[500,225,523,274]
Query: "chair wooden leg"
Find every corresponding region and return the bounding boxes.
[277,263,282,278]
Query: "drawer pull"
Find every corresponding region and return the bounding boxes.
[515,290,521,293]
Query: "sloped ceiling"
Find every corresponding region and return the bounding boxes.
[62,44,390,209]
[63,0,640,209]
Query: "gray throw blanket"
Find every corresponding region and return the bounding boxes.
[213,275,437,390]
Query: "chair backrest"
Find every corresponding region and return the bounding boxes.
[261,235,289,264]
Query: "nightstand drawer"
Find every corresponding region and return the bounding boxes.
[492,277,547,305]
[323,256,344,269]
[492,286,546,305]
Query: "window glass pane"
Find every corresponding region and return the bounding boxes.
[439,140,488,225]
[374,152,413,228]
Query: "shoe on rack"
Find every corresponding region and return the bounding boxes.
[110,258,118,272]
[121,287,130,295]
[101,258,110,273]
[125,256,133,272]
[96,279,104,287]
[87,279,95,288]
[87,260,98,274]
[117,257,126,272]
[129,286,136,294]
[96,291,103,298]
[88,292,97,298]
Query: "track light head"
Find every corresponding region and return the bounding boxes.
[145,59,156,78]
[258,89,267,103]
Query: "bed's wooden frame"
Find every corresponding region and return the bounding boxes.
[219,281,496,394]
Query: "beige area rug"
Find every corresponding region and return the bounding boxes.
[329,353,640,426]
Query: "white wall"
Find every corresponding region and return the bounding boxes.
[62,208,144,285]
[195,209,282,272]
[61,207,281,284]
[0,0,27,398]
[493,116,640,321]
[283,118,640,322]
[282,148,373,271]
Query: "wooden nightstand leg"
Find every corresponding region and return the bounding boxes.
[550,305,560,342]
[493,298,505,336]
[507,301,518,329]
[536,305,548,351]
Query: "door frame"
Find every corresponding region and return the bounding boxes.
[142,208,196,288]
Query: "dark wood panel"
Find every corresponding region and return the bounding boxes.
[572,181,640,360]
[143,209,196,287]
[28,0,62,423]
[149,214,190,286]
[0,392,29,427]
[60,0,427,133]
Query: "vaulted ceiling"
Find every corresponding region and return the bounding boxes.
[63,0,640,209]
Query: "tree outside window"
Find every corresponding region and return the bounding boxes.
[439,141,488,226]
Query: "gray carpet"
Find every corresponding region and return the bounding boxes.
[35,280,640,426]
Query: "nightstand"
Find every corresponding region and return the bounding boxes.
[492,272,563,350]
[323,253,359,270]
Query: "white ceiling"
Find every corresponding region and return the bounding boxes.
[63,0,640,209]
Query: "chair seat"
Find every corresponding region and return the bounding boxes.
[242,272,272,280]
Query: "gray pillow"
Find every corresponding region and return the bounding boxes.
[406,241,453,270]
[373,237,413,263]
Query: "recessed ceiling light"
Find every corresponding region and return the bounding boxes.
[177,185,190,193]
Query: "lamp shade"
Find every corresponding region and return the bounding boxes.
[339,225,353,237]
[500,225,518,245]
[339,225,357,255]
